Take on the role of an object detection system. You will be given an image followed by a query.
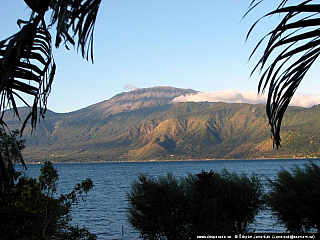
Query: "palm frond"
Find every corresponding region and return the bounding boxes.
[48,0,75,49]
[71,0,101,62]
[48,0,101,62]
[0,0,101,130]
[0,15,55,133]
[246,0,320,148]
[0,0,101,189]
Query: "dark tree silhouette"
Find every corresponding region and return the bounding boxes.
[267,161,320,232]
[127,170,263,238]
[0,161,96,239]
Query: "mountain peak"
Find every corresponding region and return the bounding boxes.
[112,86,197,101]
[88,86,197,115]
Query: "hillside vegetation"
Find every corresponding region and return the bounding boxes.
[4,87,320,162]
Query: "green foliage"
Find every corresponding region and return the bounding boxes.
[0,161,96,240]
[0,129,26,189]
[218,170,263,233]
[267,161,320,233]
[127,173,189,239]
[184,170,232,235]
[184,170,263,235]
[127,170,263,239]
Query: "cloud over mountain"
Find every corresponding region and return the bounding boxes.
[290,95,320,108]
[124,84,138,91]
[172,89,320,108]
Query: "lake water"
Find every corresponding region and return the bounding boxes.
[25,159,320,239]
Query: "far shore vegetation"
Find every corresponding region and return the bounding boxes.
[24,156,320,164]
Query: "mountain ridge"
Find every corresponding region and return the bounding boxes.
[3,86,320,162]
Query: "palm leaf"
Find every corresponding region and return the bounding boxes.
[246,0,320,148]
[71,0,101,62]
[0,0,102,128]
[0,14,55,134]
[0,0,101,189]
[48,0,101,62]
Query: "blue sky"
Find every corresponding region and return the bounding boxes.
[1,0,320,113]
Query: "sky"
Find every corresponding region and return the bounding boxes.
[1,0,320,113]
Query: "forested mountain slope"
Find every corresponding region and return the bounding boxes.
[4,87,320,162]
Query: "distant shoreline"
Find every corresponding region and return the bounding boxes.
[25,157,320,164]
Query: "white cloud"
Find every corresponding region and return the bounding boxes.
[290,95,320,108]
[124,84,138,91]
[172,90,320,108]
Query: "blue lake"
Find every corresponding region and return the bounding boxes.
[25,159,320,239]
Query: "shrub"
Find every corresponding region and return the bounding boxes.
[127,169,263,239]
[218,170,263,233]
[183,170,232,235]
[267,161,320,233]
[0,161,96,240]
[184,170,263,235]
[127,173,189,239]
